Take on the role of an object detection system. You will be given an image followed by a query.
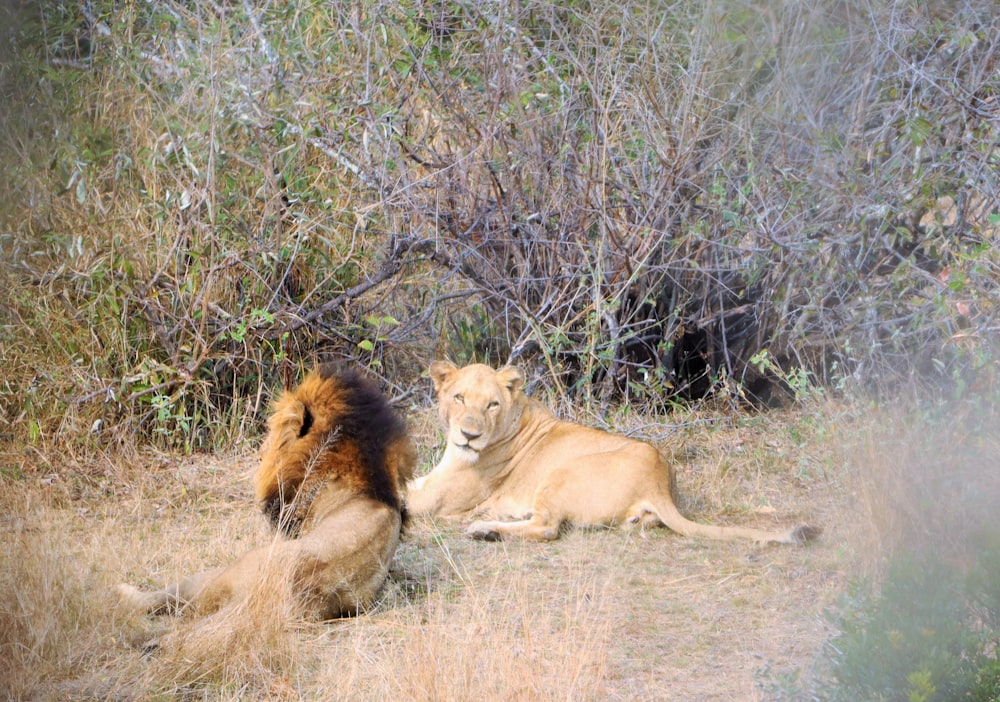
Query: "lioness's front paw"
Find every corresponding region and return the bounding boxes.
[467,521,501,541]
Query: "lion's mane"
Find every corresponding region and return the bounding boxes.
[256,364,413,537]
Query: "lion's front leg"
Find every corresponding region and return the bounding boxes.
[405,473,444,516]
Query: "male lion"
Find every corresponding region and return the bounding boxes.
[119,365,416,620]
[407,361,819,544]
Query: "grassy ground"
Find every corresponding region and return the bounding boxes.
[1,398,878,701]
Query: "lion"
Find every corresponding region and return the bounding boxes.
[118,365,416,620]
[407,361,820,544]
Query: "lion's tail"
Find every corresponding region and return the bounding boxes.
[649,494,821,545]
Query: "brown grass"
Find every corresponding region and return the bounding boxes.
[2,395,996,700]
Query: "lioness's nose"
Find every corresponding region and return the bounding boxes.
[461,429,481,441]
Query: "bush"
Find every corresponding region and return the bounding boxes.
[763,542,1000,702]
[827,555,985,701]
[1,0,999,453]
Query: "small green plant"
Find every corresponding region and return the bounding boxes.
[761,543,1000,701]
[228,308,275,344]
[149,393,193,450]
[356,314,402,370]
[749,349,818,402]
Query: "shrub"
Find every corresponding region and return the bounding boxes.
[762,543,1000,702]
[1,0,999,453]
[825,554,986,701]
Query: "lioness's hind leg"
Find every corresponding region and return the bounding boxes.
[621,504,665,531]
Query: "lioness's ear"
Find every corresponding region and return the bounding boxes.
[429,360,457,392]
[496,365,525,394]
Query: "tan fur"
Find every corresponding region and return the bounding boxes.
[408,361,820,544]
[119,368,416,621]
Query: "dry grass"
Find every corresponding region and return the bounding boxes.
[2,393,996,700]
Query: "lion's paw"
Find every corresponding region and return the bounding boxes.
[116,583,166,613]
[116,583,144,606]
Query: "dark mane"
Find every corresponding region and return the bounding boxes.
[260,364,411,537]
[316,364,407,516]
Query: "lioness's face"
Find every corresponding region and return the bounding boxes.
[430,361,525,461]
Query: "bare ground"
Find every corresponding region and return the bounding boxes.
[1,405,863,701]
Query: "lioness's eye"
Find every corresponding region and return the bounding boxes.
[454,394,464,404]
[487,400,499,410]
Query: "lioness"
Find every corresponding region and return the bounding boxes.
[408,361,819,544]
[119,365,416,619]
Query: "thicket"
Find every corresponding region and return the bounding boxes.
[1,0,998,452]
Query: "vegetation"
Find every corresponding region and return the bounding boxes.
[2,0,998,453]
[825,546,1000,702]
[1,0,998,699]
[761,387,1000,700]
[764,546,1000,702]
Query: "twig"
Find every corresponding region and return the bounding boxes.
[263,237,430,340]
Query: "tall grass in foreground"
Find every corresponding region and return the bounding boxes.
[842,385,1000,571]
[329,565,612,701]
[0,502,140,699]
[0,472,612,700]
